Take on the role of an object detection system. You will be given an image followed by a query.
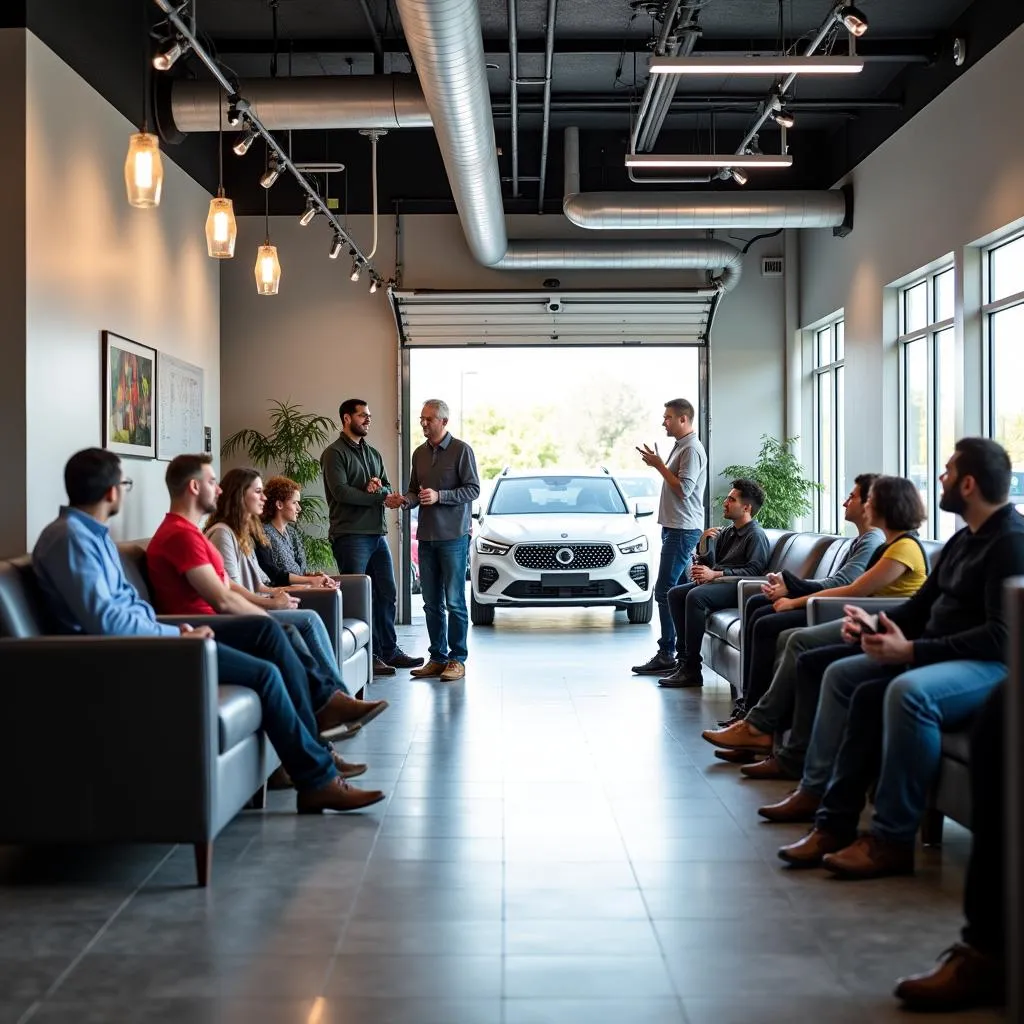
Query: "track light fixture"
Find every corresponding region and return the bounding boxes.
[299,199,316,226]
[350,262,362,283]
[768,94,796,129]
[836,4,869,37]
[153,38,189,71]
[260,153,283,189]
[369,278,378,295]
[226,100,242,127]
[329,236,343,260]
[730,168,749,186]
[233,127,257,156]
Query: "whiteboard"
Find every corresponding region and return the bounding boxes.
[156,353,205,461]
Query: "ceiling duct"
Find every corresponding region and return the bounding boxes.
[563,127,849,230]
[393,0,743,288]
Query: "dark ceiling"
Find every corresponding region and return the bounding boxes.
[12,0,1024,216]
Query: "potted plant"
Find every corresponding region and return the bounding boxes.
[717,434,822,530]
[222,401,337,570]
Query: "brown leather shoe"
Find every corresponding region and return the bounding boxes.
[701,719,772,752]
[296,776,385,813]
[713,748,760,764]
[757,787,821,823]
[778,827,852,868]
[741,755,798,780]
[440,660,466,681]
[410,659,447,678]
[315,691,389,739]
[822,834,915,879]
[372,657,397,677]
[331,751,367,779]
[894,944,1005,1011]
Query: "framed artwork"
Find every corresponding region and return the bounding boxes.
[156,352,205,461]
[103,331,156,458]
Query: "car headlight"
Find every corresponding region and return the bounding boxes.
[475,536,511,556]
[617,535,648,554]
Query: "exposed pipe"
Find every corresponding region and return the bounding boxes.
[630,0,681,154]
[357,0,386,75]
[508,0,520,197]
[536,0,558,213]
[167,75,431,133]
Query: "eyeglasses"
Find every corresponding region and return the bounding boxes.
[120,479,134,492]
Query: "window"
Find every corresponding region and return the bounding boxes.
[898,266,957,539]
[984,234,1024,514]
[811,318,844,533]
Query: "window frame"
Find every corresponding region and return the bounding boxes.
[810,317,845,534]
[896,264,956,539]
[982,231,1024,440]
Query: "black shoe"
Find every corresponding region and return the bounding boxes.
[658,664,703,688]
[719,703,747,726]
[386,648,425,669]
[372,657,397,677]
[631,650,677,675]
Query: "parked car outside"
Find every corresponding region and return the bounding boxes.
[469,469,656,625]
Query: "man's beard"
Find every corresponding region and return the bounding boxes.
[939,486,967,516]
[202,499,218,515]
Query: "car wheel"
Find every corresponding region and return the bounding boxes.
[470,592,495,626]
[626,597,654,624]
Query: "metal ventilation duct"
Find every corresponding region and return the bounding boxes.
[393,0,744,288]
[562,127,848,230]
[167,75,432,134]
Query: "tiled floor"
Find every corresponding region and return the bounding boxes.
[0,607,1005,1023]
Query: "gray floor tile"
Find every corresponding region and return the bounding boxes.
[503,997,688,1024]
[504,955,676,998]
[324,954,502,999]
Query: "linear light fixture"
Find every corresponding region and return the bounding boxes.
[649,56,864,75]
[625,153,794,170]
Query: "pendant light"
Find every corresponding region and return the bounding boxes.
[125,7,163,208]
[254,151,281,295]
[205,89,237,258]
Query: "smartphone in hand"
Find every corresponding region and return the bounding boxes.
[858,613,881,636]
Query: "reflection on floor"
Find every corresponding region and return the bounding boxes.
[0,606,1003,1023]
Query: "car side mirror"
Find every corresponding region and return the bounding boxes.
[633,499,655,519]
[472,510,481,521]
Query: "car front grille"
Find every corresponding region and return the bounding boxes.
[477,565,499,593]
[629,564,649,591]
[513,543,615,571]
[502,580,626,599]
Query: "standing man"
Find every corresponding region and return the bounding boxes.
[321,398,423,677]
[391,399,480,682]
[631,398,708,676]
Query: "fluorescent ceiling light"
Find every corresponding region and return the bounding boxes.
[625,153,794,170]
[649,56,864,75]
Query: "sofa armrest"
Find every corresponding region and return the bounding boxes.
[737,578,770,629]
[805,596,909,626]
[0,636,221,844]
[289,587,343,663]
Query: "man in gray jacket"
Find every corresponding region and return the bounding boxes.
[392,399,480,682]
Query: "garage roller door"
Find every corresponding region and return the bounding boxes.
[391,289,716,347]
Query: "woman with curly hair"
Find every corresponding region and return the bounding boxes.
[256,475,337,589]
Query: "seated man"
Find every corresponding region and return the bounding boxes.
[658,478,770,689]
[703,475,928,779]
[32,448,384,812]
[770,438,1024,879]
[732,474,882,719]
[146,454,387,739]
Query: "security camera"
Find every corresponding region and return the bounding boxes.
[546,298,562,314]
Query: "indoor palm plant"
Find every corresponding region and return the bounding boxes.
[717,434,822,530]
[222,401,337,570]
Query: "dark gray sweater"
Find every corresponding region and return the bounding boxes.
[698,519,771,577]
[403,433,480,540]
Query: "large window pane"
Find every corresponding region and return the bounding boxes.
[817,370,834,531]
[904,338,930,518]
[836,364,846,532]
[991,304,1024,516]
[835,321,845,361]
[904,281,928,333]
[816,327,832,367]
[936,327,957,539]
[991,235,1024,302]
[934,268,955,323]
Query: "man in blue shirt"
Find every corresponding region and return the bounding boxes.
[32,448,384,814]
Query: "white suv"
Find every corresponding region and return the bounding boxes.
[469,469,655,625]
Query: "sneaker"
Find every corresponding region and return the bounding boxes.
[631,650,677,675]
[440,660,466,681]
[372,657,397,677]
[386,648,425,669]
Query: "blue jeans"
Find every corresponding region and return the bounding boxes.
[271,608,349,699]
[212,617,336,792]
[331,534,397,661]
[654,527,702,652]
[419,535,471,664]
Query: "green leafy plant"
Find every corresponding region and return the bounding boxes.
[717,434,822,530]
[222,401,337,570]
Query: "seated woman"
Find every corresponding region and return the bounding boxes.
[702,475,929,780]
[204,469,360,707]
[257,475,337,589]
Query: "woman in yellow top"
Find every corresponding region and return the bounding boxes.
[703,475,929,772]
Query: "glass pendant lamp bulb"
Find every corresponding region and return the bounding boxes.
[125,132,164,208]
[254,244,282,295]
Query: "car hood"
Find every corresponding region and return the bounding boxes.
[477,514,644,545]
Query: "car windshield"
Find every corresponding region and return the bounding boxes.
[615,476,659,498]
[488,476,628,515]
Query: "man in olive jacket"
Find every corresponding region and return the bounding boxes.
[321,398,423,676]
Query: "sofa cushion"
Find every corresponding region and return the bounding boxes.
[706,609,739,644]
[813,538,853,579]
[940,728,971,765]
[218,685,264,753]
[771,533,841,579]
[0,557,52,639]
[341,618,371,660]
[117,541,154,605]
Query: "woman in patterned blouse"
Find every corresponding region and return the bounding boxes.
[257,475,338,589]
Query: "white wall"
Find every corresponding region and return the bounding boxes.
[22,32,220,549]
[800,23,1024,477]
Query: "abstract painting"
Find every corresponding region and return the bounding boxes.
[103,331,156,458]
